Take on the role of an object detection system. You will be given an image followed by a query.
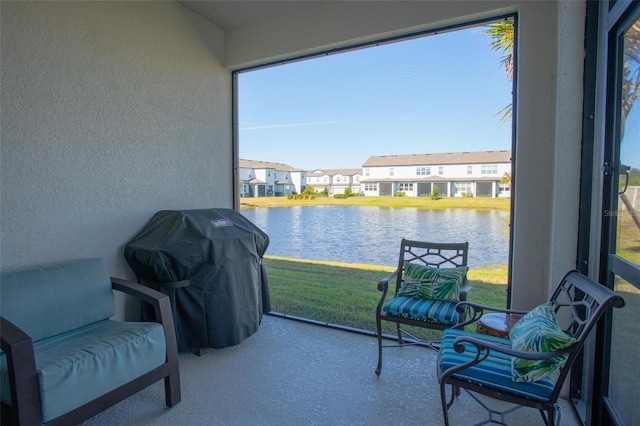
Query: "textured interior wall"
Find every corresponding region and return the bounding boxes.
[547,1,586,297]
[225,1,583,307]
[0,0,585,313]
[1,1,232,292]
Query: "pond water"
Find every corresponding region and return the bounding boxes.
[241,206,510,268]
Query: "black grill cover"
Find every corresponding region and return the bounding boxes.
[124,208,269,350]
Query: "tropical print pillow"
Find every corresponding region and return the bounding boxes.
[396,281,421,298]
[400,263,468,303]
[509,302,576,382]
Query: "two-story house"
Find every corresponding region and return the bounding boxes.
[360,150,511,197]
[239,159,307,197]
[306,169,362,196]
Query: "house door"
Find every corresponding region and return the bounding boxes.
[593,4,640,424]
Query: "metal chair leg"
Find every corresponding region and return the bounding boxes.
[396,323,404,345]
[375,317,383,376]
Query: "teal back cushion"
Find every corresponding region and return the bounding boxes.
[0,259,115,343]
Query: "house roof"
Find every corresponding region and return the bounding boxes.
[240,159,304,172]
[362,150,511,167]
[360,176,505,183]
[240,178,267,184]
[307,168,362,177]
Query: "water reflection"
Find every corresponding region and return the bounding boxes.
[243,206,509,268]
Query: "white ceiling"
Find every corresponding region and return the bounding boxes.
[179,1,319,30]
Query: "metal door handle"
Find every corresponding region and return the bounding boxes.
[619,164,630,195]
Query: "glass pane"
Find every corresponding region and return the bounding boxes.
[616,20,640,265]
[608,276,640,424]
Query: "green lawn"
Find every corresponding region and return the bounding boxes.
[264,256,508,341]
[241,195,511,210]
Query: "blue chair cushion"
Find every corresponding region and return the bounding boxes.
[383,296,459,325]
[0,319,166,423]
[439,328,555,402]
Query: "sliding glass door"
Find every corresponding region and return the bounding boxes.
[596,2,640,424]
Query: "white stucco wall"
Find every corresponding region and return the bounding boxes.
[224,0,584,308]
[1,0,232,309]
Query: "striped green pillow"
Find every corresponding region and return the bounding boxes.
[398,263,468,303]
[509,302,576,382]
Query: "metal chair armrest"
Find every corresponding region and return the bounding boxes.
[453,301,528,329]
[452,333,575,360]
[377,270,399,292]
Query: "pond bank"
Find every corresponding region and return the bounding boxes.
[240,195,511,210]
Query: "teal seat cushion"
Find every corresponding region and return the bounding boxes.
[439,328,555,402]
[0,319,166,423]
[383,296,459,325]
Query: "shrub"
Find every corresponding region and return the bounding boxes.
[431,186,442,200]
[395,191,406,197]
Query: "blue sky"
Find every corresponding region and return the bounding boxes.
[238,23,514,171]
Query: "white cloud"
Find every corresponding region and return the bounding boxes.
[240,120,344,131]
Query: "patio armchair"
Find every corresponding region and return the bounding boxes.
[437,270,625,426]
[375,238,470,376]
[0,258,181,425]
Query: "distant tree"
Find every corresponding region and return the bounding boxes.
[621,21,640,135]
[483,20,514,123]
[484,19,640,128]
[501,172,511,185]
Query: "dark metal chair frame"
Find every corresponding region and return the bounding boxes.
[1,277,181,426]
[437,270,625,426]
[375,238,470,376]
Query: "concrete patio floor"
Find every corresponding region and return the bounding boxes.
[82,315,581,426]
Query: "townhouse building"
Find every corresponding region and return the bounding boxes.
[239,159,307,197]
[360,150,511,197]
[306,169,362,196]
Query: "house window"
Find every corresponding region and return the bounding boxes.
[399,183,414,191]
[336,177,342,182]
[355,176,360,182]
[389,168,394,176]
[499,183,510,192]
[481,164,498,175]
[454,182,472,196]
[416,167,428,176]
[467,165,473,175]
[365,168,370,177]
[438,166,444,175]
[364,183,377,191]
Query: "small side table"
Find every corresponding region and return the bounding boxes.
[476,313,522,339]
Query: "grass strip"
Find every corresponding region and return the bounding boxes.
[263,256,508,341]
[241,195,511,210]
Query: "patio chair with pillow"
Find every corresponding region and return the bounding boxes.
[437,270,625,426]
[375,238,470,376]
